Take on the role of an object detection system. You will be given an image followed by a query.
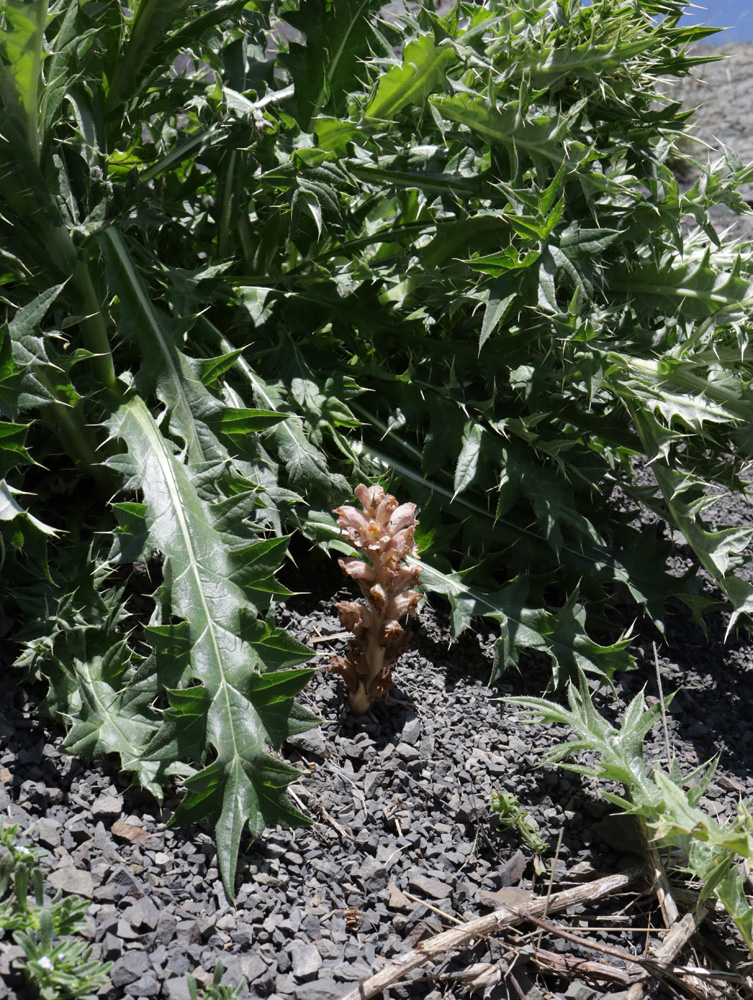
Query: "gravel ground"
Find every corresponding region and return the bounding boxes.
[2,535,753,1000]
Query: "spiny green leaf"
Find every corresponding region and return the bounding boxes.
[366,34,455,120]
[0,0,46,156]
[418,562,633,687]
[107,396,319,892]
[281,0,385,132]
[432,93,587,179]
[0,480,56,537]
[102,229,225,465]
[611,248,753,321]
[453,421,484,499]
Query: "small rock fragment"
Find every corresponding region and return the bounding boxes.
[565,984,599,1000]
[122,894,161,931]
[358,856,387,892]
[291,942,323,980]
[110,950,149,987]
[408,872,452,900]
[47,866,94,898]
[240,954,268,982]
[153,912,178,945]
[176,918,201,946]
[102,933,123,962]
[395,741,421,762]
[401,718,421,745]
[498,849,527,887]
[37,818,62,849]
[129,970,160,997]
[91,793,124,818]
[387,883,412,913]
[294,979,344,1000]
[164,978,192,1000]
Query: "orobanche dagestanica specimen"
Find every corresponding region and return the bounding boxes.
[330,484,422,715]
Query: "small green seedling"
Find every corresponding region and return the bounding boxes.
[186,959,245,999]
[491,792,549,854]
[0,824,111,999]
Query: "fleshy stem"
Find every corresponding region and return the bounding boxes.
[330,483,422,716]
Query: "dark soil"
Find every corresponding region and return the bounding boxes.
[2,515,753,1000]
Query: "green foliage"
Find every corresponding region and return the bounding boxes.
[186,960,244,1000]
[508,677,753,952]
[0,825,112,999]
[3,0,753,891]
[490,791,548,854]
[0,0,321,894]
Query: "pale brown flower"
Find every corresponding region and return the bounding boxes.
[329,483,422,716]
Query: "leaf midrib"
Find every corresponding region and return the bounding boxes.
[105,230,206,464]
[129,398,240,766]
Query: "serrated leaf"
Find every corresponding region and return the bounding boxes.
[0,0,46,152]
[101,229,226,465]
[611,248,753,321]
[453,421,484,498]
[479,289,516,352]
[50,615,183,798]
[209,407,289,440]
[0,480,56,536]
[418,561,633,687]
[366,35,455,120]
[107,396,319,892]
[281,0,386,132]
[432,93,585,178]
[0,421,32,476]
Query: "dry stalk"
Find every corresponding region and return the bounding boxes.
[625,907,709,1000]
[338,866,649,1000]
[521,942,633,984]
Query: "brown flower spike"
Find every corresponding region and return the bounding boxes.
[330,483,422,716]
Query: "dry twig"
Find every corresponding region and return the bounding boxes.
[339,866,648,1000]
[625,907,709,1000]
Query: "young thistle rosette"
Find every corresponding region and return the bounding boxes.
[330,484,421,715]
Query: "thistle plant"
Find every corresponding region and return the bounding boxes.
[508,676,753,954]
[330,483,422,715]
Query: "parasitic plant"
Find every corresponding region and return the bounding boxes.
[331,484,422,715]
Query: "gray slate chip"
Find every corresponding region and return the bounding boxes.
[123,894,161,931]
[167,953,190,976]
[176,918,201,945]
[331,961,372,982]
[498,849,527,887]
[163,979,192,1000]
[291,942,323,980]
[117,918,141,940]
[286,730,327,757]
[294,980,345,1000]
[408,872,452,900]
[153,911,178,945]
[358,856,387,892]
[47,866,94,898]
[277,973,297,994]
[316,939,340,960]
[111,950,149,987]
[37,817,62,848]
[127,970,159,997]
[102,932,123,961]
[92,792,124,818]
[395,741,421,762]
[240,953,269,982]
[401,718,421,745]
